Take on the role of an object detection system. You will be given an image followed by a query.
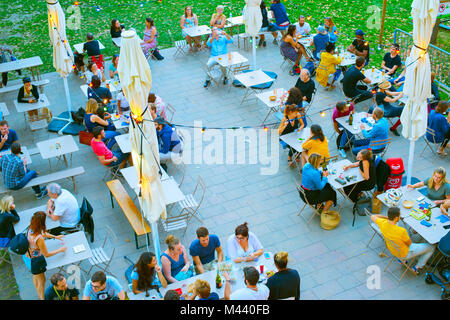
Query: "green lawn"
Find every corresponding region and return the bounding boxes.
[0,0,447,75]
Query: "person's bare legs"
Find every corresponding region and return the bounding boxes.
[295,50,303,65]
[301,151,308,167]
[33,273,46,300]
[186,35,193,51]
[323,200,333,211]
[298,43,313,62]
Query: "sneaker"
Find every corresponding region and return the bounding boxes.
[203,80,211,88]
[338,148,347,158]
[390,127,400,136]
[35,188,48,200]
[258,38,263,47]
[411,265,421,275]
[272,39,278,45]
[263,41,267,47]
[223,77,228,85]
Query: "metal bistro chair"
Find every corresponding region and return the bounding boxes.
[165,103,176,123]
[370,138,392,158]
[363,208,386,253]
[228,64,250,93]
[86,225,117,277]
[176,176,206,223]
[202,62,222,88]
[420,127,440,157]
[161,211,192,237]
[294,179,321,224]
[102,162,122,182]
[383,236,418,283]
[304,88,317,124]
[168,29,188,59]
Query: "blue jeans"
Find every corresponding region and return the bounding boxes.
[104,130,120,150]
[108,150,129,167]
[369,103,403,118]
[10,170,41,194]
[333,69,342,82]
[338,124,354,149]
[269,23,289,32]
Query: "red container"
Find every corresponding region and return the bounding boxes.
[384,157,404,191]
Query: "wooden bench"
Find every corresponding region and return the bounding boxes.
[106,179,151,249]
[0,79,50,95]
[0,166,85,195]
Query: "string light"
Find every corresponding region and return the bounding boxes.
[264,126,268,132]
[371,89,376,95]
[320,111,326,117]
[74,1,79,5]
[201,127,206,133]
[307,16,312,20]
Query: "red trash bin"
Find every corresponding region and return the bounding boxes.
[384,157,404,191]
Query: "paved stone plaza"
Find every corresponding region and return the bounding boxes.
[2,38,448,300]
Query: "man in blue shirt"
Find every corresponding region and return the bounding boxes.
[87,75,112,108]
[203,27,233,88]
[269,0,290,44]
[352,107,389,155]
[427,101,450,155]
[311,26,330,60]
[154,117,182,170]
[189,226,223,274]
[83,271,125,300]
[0,120,18,151]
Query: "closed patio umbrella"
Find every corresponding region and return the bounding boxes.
[244,0,262,69]
[118,30,166,263]
[400,0,439,184]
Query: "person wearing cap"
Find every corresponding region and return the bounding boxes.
[203,27,233,88]
[294,15,311,37]
[324,17,338,43]
[17,76,40,119]
[269,0,290,45]
[154,117,182,170]
[347,29,370,64]
[342,56,372,103]
[91,126,131,169]
[310,25,330,60]
[381,44,402,77]
[369,80,404,136]
[0,120,18,151]
[0,142,47,199]
[351,107,389,155]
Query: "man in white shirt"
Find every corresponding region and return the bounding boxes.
[294,15,311,36]
[223,267,269,300]
[46,183,81,235]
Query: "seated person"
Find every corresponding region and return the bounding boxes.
[300,153,337,213]
[180,6,201,52]
[431,72,441,103]
[266,252,300,300]
[84,62,105,84]
[369,80,404,136]
[45,183,80,236]
[301,124,330,167]
[407,167,450,205]
[223,267,269,300]
[282,87,307,125]
[333,101,355,157]
[294,15,311,36]
[342,56,372,103]
[316,42,342,91]
[280,25,312,69]
[352,107,389,155]
[0,120,18,151]
[130,252,167,294]
[203,27,233,88]
[91,126,131,169]
[257,1,270,47]
[427,101,450,155]
[154,117,182,170]
[324,17,338,43]
[142,18,164,60]
[347,29,370,64]
[161,235,193,283]
[84,99,119,149]
[117,90,130,114]
[371,207,436,274]
[149,105,158,120]
[87,76,112,106]
[45,273,79,300]
[83,32,101,58]
[110,19,125,38]
[189,226,223,274]
[164,290,184,300]
[311,26,330,60]
[278,104,305,168]
[390,46,411,91]
[269,0,290,44]
[83,271,125,300]
[108,54,119,80]
[0,44,22,88]
[0,195,19,243]
[17,77,40,119]
[381,44,402,77]
[0,142,47,199]
[187,279,219,300]
[343,149,376,210]
[148,93,166,120]
[294,69,315,104]
[226,222,263,263]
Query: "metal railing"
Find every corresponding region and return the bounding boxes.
[393,28,450,95]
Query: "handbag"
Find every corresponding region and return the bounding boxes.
[372,197,382,214]
[320,210,341,230]
[29,249,47,275]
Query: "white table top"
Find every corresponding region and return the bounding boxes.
[326,159,364,190]
[297,35,313,47]
[211,51,248,68]
[398,94,434,106]
[279,127,311,153]
[73,41,105,54]
[159,252,277,299]
[45,231,93,270]
[184,25,211,38]
[81,80,118,97]
[234,69,273,88]
[335,112,374,135]
[334,52,356,67]
[115,133,131,153]
[111,112,130,130]
[14,205,60,234]
[111,36,144,47]
[226,16,244,26]
[362,68,390,85]
[0,56,43,73]
[377,186,449,244]
[36,135,79,160]
[0,102,10,117]
[14,94,49,113]
[256,88,287,109]
[0,146,32,165]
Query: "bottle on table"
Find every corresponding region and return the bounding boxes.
[216,270,222,289]
[348,110,354,126]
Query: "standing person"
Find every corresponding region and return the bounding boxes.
[0,44,21,88]
[91,126,131,169]
[269,0,290,44]
[189,227,223,274]
[226,222,264,263]
[301,124,330,167]
[45,183,80,236]
[24,211,67,300]
[324,17,338,43]
[351,107,389,155]
[161,235,193,283]
[110,19,125,38]
[407,167,450,205]
[280,25,312,71]
[381,44,402,77]
[294,15,311,36]
[258,0,270,47]
[0,142,47,199]
[342,56,372,103]
[347,29,370,64]
[266,252,300,300]
[371,80,404,136]
[0,195,19,242]
[310,26,330,60]
[332,101,355,157]
[427,101,450,156]
[371,207,436,274]
[17,77,40,120]
[203,27,233,88]
[142,18,164,60]
[0,120,19,151]
[131,252,167,294]
[108,54,119,80]
[278,104,305,167]
[83,271,125,300]
[45,273,79,300]
[316,42,342,90]
[188,279,219,300]
[223,267,269,300]
[180,6,200,52]
[295,69,315,104]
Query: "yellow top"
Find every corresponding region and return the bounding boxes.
[375,219,410,258]
[316,52,342,87]
[302,137,330,158]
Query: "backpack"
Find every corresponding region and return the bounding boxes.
[290,64,301,76]
[71,107,86,125]
[9,229,29,255]
[303,61,316,77]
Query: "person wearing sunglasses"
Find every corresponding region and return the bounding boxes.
[226,222,263,263]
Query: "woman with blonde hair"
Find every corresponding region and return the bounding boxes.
[407,167,450,205]
[266,251,300,300]
[0,195,19,242]
[161,235,192,283]
[83,98,119,149]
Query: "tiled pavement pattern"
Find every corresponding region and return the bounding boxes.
[2,38,448,300]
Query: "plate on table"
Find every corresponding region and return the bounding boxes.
[403,200,414,209]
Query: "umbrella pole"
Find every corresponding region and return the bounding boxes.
[55,77,74,135]
[151,221,162,265]
[252,36,256,69]
[406,106,414,185]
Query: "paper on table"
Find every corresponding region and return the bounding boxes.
[73,244,86,254]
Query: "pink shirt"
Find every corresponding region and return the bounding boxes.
[332,103,354,124]
[91,138,113,160]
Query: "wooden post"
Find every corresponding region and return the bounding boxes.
[379,0,388,46]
